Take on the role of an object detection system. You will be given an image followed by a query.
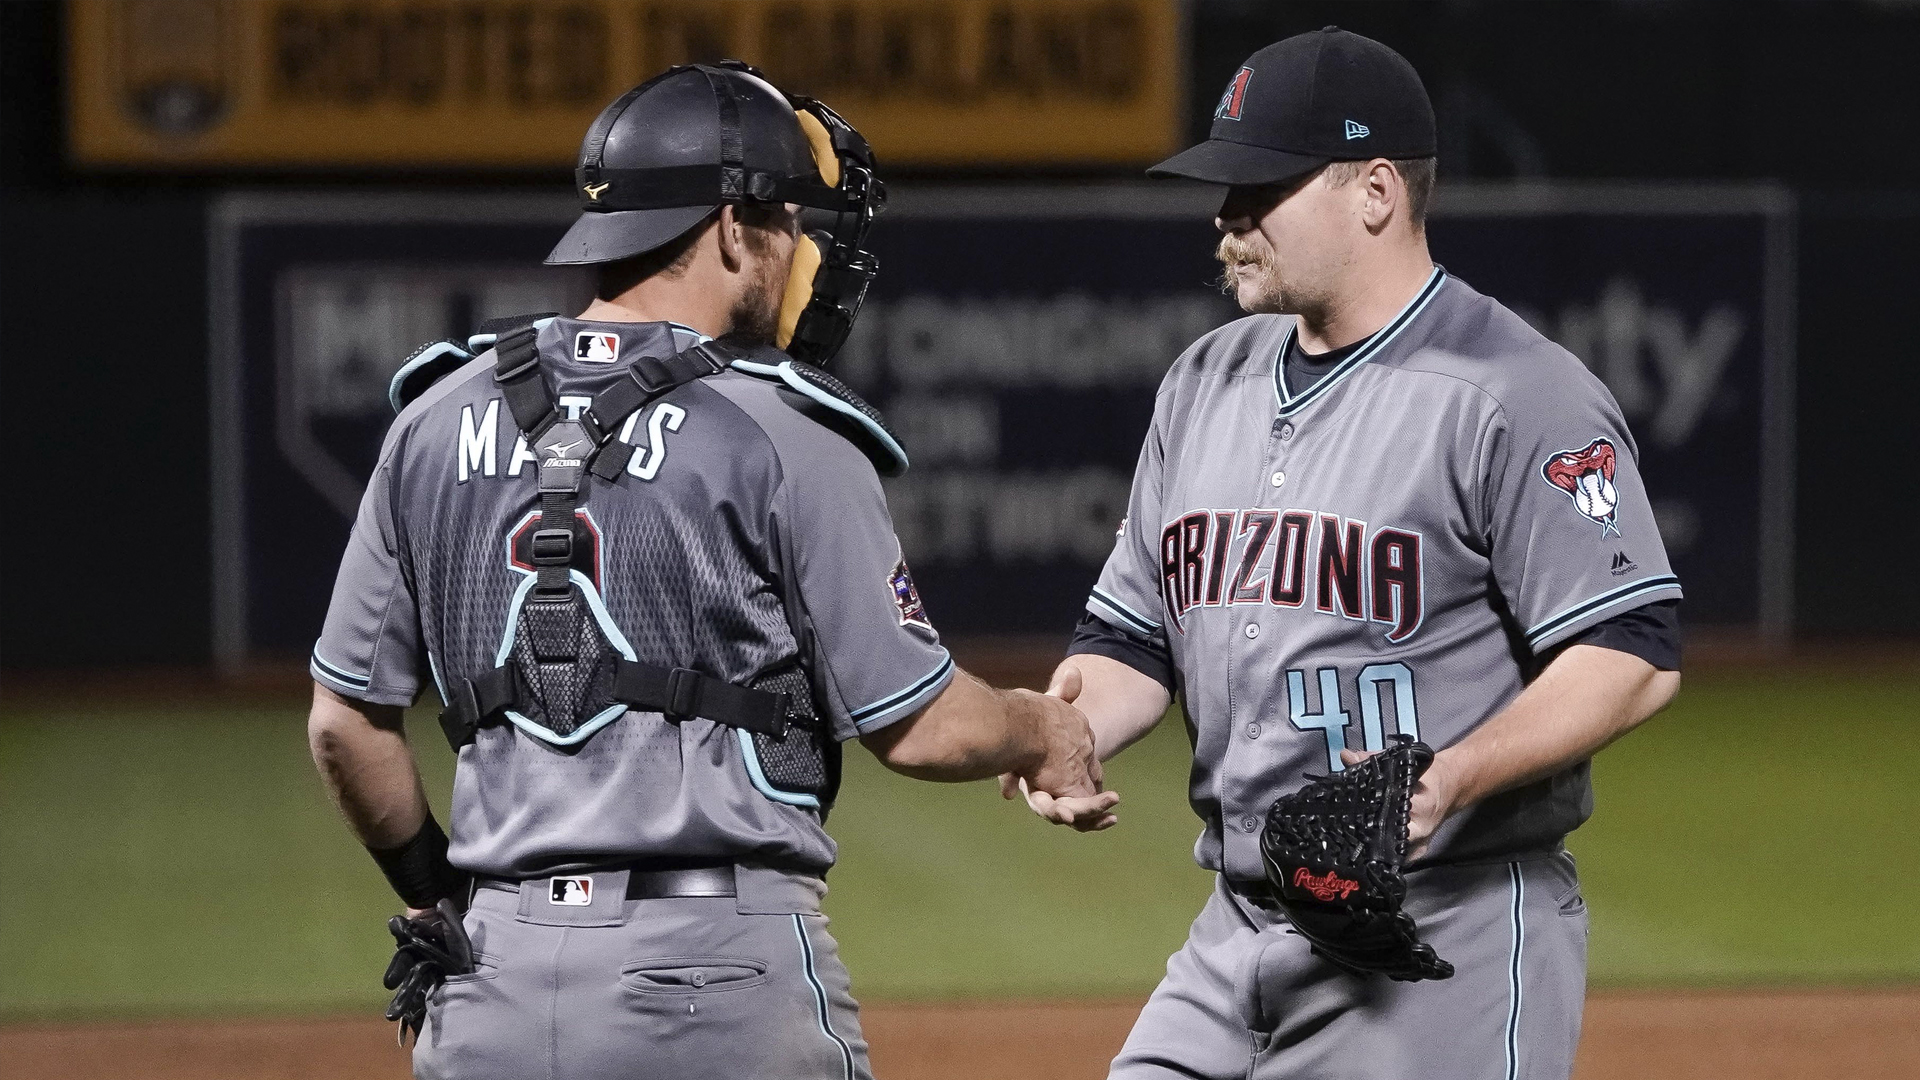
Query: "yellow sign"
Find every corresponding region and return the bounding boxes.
[68,0,1182,167]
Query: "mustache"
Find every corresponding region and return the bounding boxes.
[1215,234,1268,269]
[1214,234,1269,295]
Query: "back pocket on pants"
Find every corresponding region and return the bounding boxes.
[622,956,769,995]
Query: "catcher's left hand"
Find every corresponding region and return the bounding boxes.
[383,898,474,1045]
[1259,736,1454,982]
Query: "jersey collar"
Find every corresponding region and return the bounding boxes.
[1270,265,1448,417]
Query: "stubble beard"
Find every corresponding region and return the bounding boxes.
[725,248,786,348]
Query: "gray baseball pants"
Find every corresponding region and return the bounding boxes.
[414,866,870,1080]
[1111,852,1588,1080]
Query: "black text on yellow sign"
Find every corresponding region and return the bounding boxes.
[69,0,1184,168]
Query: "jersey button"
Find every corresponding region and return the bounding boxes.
[1241,815,1260,833]
[1244,623,1260,639]
[1246,723,1261,739]
[1270,470,1286,488]
[1278,422,1295,441]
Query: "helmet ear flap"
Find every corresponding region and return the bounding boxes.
[777,231,825,351]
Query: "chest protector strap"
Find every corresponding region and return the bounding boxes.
[437,326,795,753]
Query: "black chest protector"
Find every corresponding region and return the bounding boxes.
[404,318,892,812]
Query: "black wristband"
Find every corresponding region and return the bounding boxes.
[368,814,469,908]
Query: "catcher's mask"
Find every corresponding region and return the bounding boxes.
[545,61,886,368]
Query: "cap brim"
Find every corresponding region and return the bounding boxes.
[1147,139,1329,187]
[544,204,718,266]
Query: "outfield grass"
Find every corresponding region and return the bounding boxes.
[1,670,1915,1019]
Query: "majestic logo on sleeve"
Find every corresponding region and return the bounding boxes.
[889,559,933,632]
[1542,438,1621,537]
[1215,67,1253,120]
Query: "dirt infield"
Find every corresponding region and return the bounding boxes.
[5,989,1916,1079]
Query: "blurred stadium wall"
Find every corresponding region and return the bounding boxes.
[4,0,1919,670]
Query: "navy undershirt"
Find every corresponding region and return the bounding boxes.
[1281,329,1370,398]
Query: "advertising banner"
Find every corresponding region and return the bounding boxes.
[71,0,1181,168]
[211,183,1791,665]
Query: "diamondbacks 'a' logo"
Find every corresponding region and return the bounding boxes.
[1542,437,1622,537]
[889,559,932,631]
[1215,67,1253,120]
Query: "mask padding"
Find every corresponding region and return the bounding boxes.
[795,109,840,188]
[777,231,825,350]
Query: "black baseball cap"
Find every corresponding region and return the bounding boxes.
[1149,27,1435,187]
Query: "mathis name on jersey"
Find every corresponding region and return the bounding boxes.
[1159,508,1422,643]
[453,396,687,484]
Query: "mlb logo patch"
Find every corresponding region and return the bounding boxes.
[574,331,620,364]
[549,877,593,906]
[889,559,932,631]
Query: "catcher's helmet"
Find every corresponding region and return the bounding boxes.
[545,64,822,266]
[548,61,886,368]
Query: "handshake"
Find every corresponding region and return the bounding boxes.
[997,665,1122,833]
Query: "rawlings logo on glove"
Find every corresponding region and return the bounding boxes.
[1291,867,1361,902]
[1260,736,1454,982]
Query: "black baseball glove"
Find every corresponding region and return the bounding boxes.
[1259,735,1454,982]
[383,898,475,1045]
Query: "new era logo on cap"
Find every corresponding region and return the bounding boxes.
[550,877,593,905]
[575,331,619,364]
[1344,119,1370,140]
[1215,67,1253,121]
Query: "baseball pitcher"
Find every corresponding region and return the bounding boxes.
[1012,28,1683,1080]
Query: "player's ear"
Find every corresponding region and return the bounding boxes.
[1360,159,1399,235]
[716,203,749,273]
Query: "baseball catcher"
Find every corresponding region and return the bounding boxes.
[306,60,1103,1078]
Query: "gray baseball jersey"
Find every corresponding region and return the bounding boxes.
[312,317,954,879]
[1083,268,1681,882]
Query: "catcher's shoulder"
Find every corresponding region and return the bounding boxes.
[708,355,908,481]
